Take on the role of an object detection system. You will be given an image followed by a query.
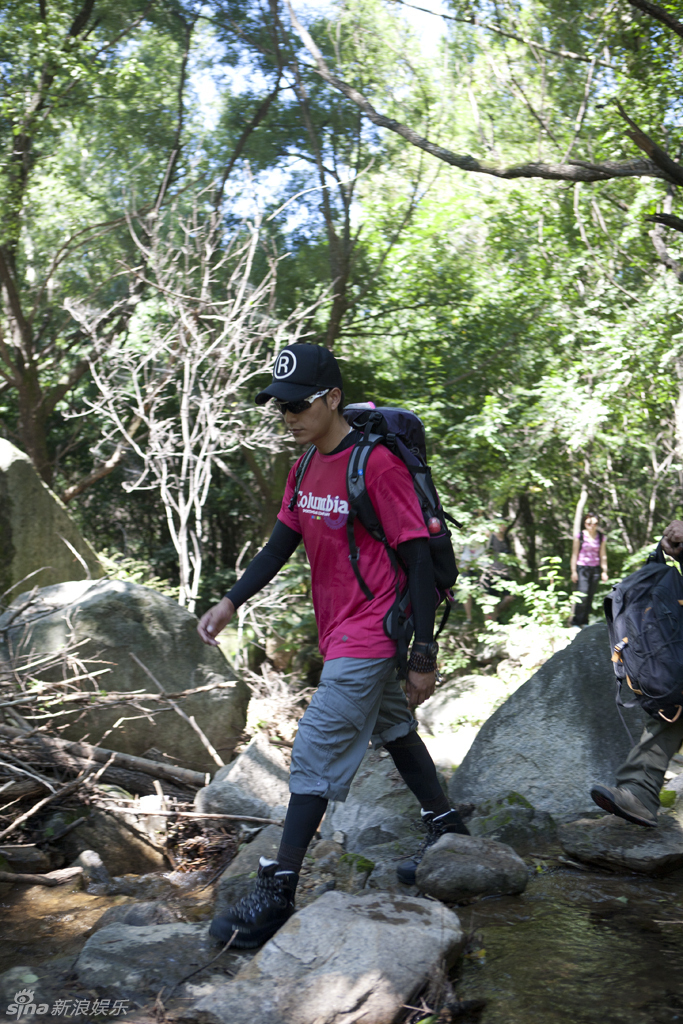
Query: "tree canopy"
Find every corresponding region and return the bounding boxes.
[1,0,683,643]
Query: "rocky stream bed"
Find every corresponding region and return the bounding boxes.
[3,585,683,1024]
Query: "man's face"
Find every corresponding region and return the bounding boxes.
[281,388,341,447]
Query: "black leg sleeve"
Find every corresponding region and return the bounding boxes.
[276,793,329,874]
[384,731,450,815]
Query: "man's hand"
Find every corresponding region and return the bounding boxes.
[197,597,235,646]
[662,520,683,560]
[405,669,436,709]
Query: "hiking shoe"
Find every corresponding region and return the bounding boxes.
[396,808,470,886]
[590,784,658,828]
[209,858,298,948]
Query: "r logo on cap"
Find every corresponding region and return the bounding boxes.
[274,350,297,379]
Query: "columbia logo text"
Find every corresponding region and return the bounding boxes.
[296,491,349,515]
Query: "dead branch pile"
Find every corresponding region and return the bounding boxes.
[0,632,210,802]
[0,625,275,881]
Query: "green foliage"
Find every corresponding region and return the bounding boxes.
[503,558,575,629]
[4,0,683,670]
[98,549,180,600]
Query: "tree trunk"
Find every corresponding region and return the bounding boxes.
[15,364,52,484]
[572,459,590,539]
[674,357,683,465]
[517,491,537,577]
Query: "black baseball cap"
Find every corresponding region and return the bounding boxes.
[255,344,343,404]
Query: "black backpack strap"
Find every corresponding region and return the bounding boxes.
[434,592,454,639]
[288,446,316,512]
[346,506,375,601]
[346,430,388,598]
[383,585,413,679]
[443,510,463,530]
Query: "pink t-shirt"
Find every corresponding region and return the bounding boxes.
[278,444,429,660]
[576,530,602,567]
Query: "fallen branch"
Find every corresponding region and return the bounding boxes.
[0,866,83,887]
[0,677,239,710]
[0,776,93,840]
[169,933,238,995]
[129,652,225,767]
[100,807,279,823]
[0,723,208,789]
[0,757,57,793]
[42,815,87,843]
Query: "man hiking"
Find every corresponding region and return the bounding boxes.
[591,519,683,827]
[197,343,468,948]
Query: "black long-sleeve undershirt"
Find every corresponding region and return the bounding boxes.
[226,519,301,609]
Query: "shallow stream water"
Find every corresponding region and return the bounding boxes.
[0,871,222,1021]
[454,866,683,1024]
[3,862,683,1023]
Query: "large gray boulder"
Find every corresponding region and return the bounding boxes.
[0,439,103,597]
[90,901,178,933]
[0,579,249,771]
[320,749,422,852]
[45,806,165,872]
[196,733,290,817]
[193,891,465,1024]
[48,808,165,875]
[448,623,643,815]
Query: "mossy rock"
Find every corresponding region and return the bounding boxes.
[468,791,556,855]
[336,853,375,894]
[476,791,534,814]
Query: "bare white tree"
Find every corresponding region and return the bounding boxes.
[68,190,319,612]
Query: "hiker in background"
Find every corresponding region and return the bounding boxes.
[481,519,515,621]
[197,343,469,949]
[591,518,683,827]
[570,511,608,628]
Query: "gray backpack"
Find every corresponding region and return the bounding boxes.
[605,544,683,729]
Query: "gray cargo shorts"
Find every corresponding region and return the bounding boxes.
[289,655,417,802]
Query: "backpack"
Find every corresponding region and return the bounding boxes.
[288,404,459,675]
[605,543,683,731]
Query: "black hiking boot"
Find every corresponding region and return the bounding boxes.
[209,858,298,949]
[590,784,658,828]
[396,808,470,886]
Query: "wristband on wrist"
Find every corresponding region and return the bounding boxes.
[407,640,438,674]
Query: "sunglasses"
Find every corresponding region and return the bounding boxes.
[275,389,330,415]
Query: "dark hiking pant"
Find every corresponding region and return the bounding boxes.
[616,713,683,817]
[571,565,601,626]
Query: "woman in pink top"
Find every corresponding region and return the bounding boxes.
[570,511,608,626]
